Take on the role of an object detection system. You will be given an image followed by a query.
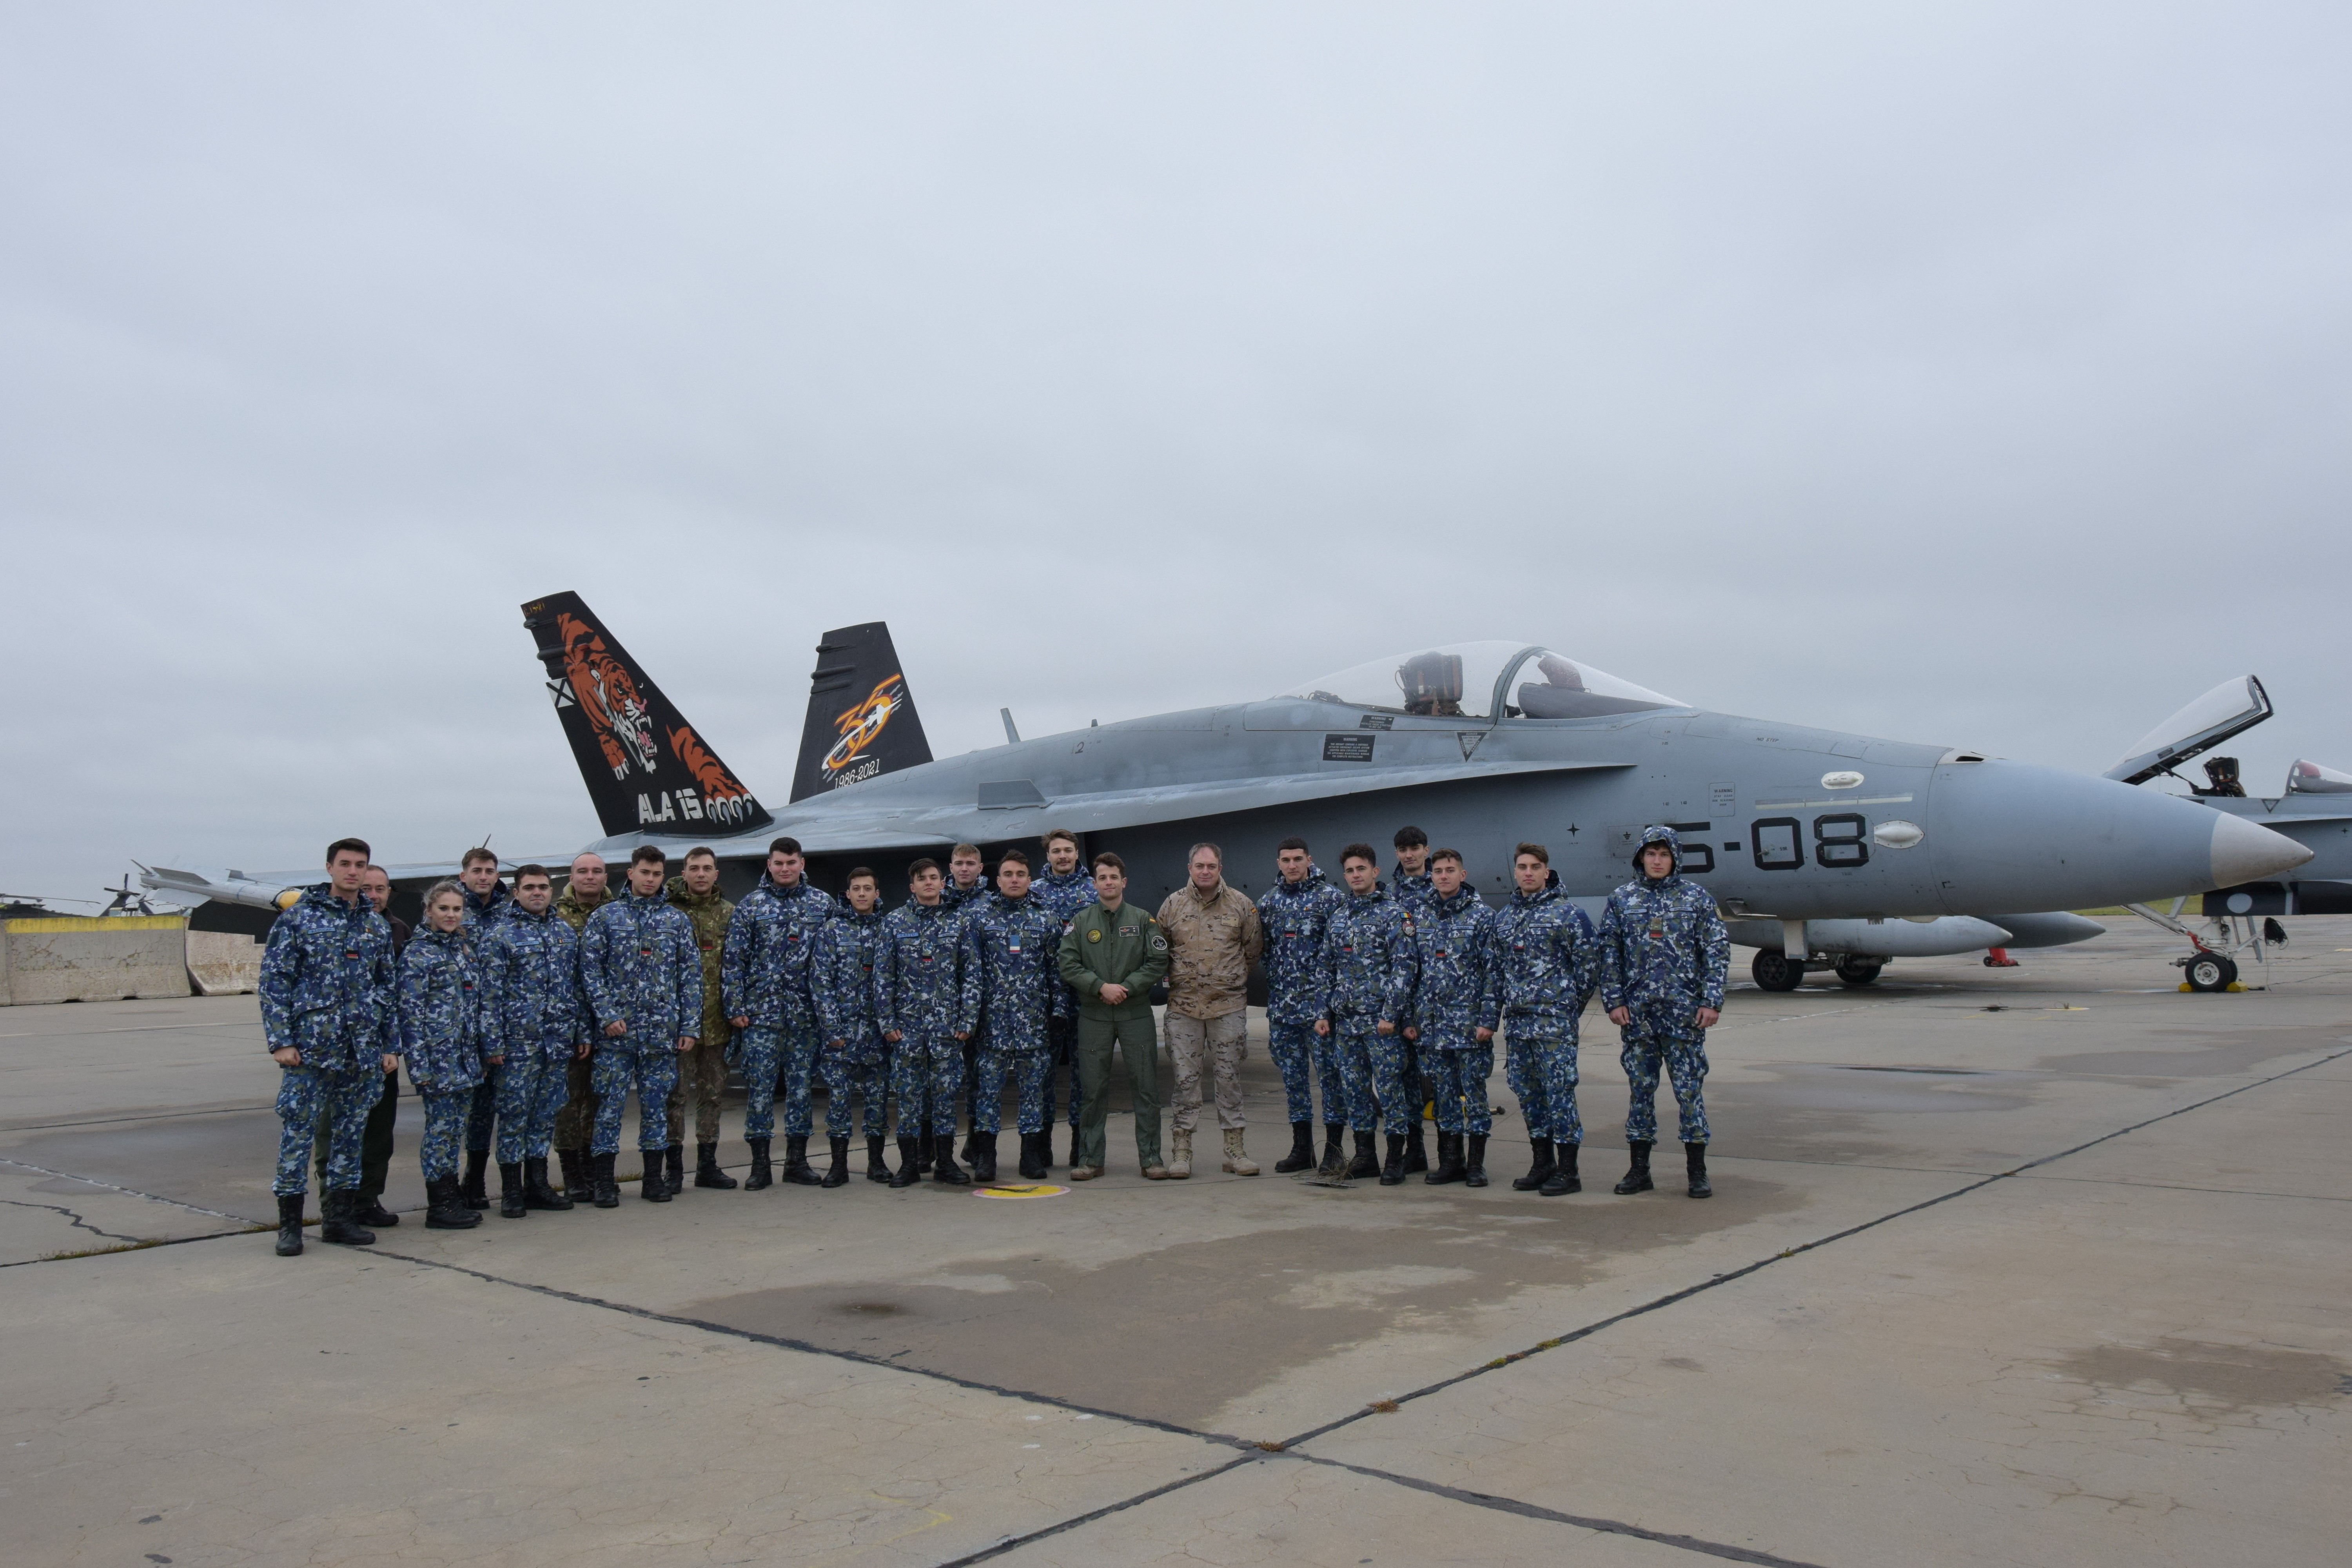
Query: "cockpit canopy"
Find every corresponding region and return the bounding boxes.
[1278,641,1685,721]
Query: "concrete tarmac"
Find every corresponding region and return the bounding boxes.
[4,920,2349,1566]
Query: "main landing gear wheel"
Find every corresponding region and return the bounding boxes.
[1751,950,1804,993]
[2184,953,2234,992]
[1834,956,1884,987]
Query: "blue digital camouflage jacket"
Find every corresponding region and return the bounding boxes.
[1596,826,1731,1015]
[1490,884,1597,1040]
[398,926,488,1093]
[874,900,965,1045]
[811,907,887,1064]
[259,884,396,1074]
[459,878,512,952]
[720,875,837,1030]
[1031,867,1099,925]
[479,903,587,1063]
[957,891,1069,1052]
[1320,887,1414,1030]
[1395,885,1499,1050]
[1389,868,1436,917]
[941,877,991,916]
[581,887,704,1051]
[1258,868,1344,1024]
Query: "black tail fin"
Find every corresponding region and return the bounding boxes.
[521,591,773,838]
[791,622,933,801]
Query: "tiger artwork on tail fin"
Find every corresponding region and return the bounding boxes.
[557,612,659,780]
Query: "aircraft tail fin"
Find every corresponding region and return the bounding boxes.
[791,622,933,801]
[521,591,773,838]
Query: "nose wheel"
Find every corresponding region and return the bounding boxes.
[2183,952,2239,992]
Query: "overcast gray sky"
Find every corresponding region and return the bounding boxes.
[5,4,2347,904]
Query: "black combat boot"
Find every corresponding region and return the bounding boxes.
[959,1129,979,1164]
[358,1193,400,1228]
[743,1138,773,1191]
[1685,1142,1712,1199]
[821,1136,851,1188]
[890,1136,923,1189]
[556,1147,586,1200]
[1347,1131,1380,1180]
[1513,1140,1557,1192]
[1464,1134,1490,1188]
[1404,1123,1430,1175]
[459,1149,490,1210]
[1018,1131,1047,1181]
[524,1158,572,1210]
[1424,1131,1466,1186]
[780,1135,821,1186]
[916,1128,936,1173]
[1274,1121,1316,1174]
[1379,1133,1408,1186]
[866,1134,891,1183]
[320,1189,377,1246]
[498,1161,528,1219]
[425,1175,478,1229]
[664,1143,685,1196]
[1315,1128,1347,1180]
[640,1148,673,1202]
[1614,1140,1655,1195]
[275,1192,306,1256]
[695,1142,737,1190]
[933,1141,971,1186]
[972,1132,999,1184]
[591,1152,621,1208]
[1541,1142,1581,1196]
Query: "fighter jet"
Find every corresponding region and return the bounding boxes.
[144,591,2312,993]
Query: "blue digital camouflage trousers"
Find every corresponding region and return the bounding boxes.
[772,1022,823,1139]
[975,1048,1052,1134]
[1425,1043,1497,1135]
[1330,1027,1382,1131]
[495,1054,573,1164]
[734,1024,781,1141]
[1267,1019,1347,1126]
[892,1035,963,1138]
[464,1058,504,1154]
[1506,1033,1583,1146]
[274,1065,382,1196]
[1043,1016,1083,1130]
[1367,1030,1417,1135]
[1620,1006,1711,1145]
[960,1021,985,1131]
[821,1052,888,1139]
[417,1088,473,1182]
[590,1047,681,1155]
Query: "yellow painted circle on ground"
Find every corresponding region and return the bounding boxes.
[972,1183,1069,1200]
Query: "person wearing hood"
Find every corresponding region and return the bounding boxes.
[1490,844,1599,1197]
[721,837,838,1188]
[261,837,400,1255]
[549,850,612,1197]
[401,881,492,1230]
[1029,829,1097,1165]
[1315,844,1412,1181]
[1392,849,1501,1187]
[664,848,737,1196]
[454,847,513,1210]
[957,848,1068,1183]
[578,846,702,1207]
[811,867,892,1188]
[876,858,973,1186]
[1597,825,1731,1199]
[1258,837,1346,1175]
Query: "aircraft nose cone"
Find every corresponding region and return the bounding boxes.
[2210,812,2315,886]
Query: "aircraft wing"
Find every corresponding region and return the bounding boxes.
[778,758,1634,853]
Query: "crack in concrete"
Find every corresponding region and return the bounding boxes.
[0,1154,254,1224]
[1,1198,145,1244]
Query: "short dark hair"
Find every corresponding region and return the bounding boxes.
[514,863,552,884]
[1393,826,1428,850]
[997,847,1030,869]
[1340,842,1378,868]
[768,837,803,857]
[1091,851,1126,875]
[1043,828,1078,849]
[629,845,666,868]
[683,846,717,866]
[1514,842,1549,866]
[461,847,499,870]
[1430,848,1463,868]
[846,866,877,887]
[907,857,940,880]
[1276,837,1309,855]
[325,837,371,866]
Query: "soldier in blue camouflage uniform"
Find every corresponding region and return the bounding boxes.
[454,848,512,1211]
[1317,844,1412,1183]
[261,838,398,1255]
[1598,825,1731,1199]
[811,868,891,1189]
[940,844,991,1163]
[579,847,702,1207]
[1258,838,1346,1176]
[1030,829,1096,1163]
[401,883,490,1230]
[876,858,973,1187]
[1490,843,1598,1197]
[479,864,586,1218]
[721,836,837,1187]
[1387,826,1436,1175]
[958,849,1067,1183]
[1394,849,1501,1187]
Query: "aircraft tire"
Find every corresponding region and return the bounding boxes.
[1834,956,1884,987]
[1751,950,1804,993]
[2184,953,2230,992]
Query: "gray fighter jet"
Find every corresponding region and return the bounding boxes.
[145,592,2312,993]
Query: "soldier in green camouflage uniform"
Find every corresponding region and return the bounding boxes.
[666,850,737,1194]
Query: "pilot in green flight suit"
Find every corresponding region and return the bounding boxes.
[1056,852,1171,1180]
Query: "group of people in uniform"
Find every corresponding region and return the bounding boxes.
[258,821,1730,1258]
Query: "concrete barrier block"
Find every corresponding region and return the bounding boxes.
[186,931,265,996]
[4,917,193,1005]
